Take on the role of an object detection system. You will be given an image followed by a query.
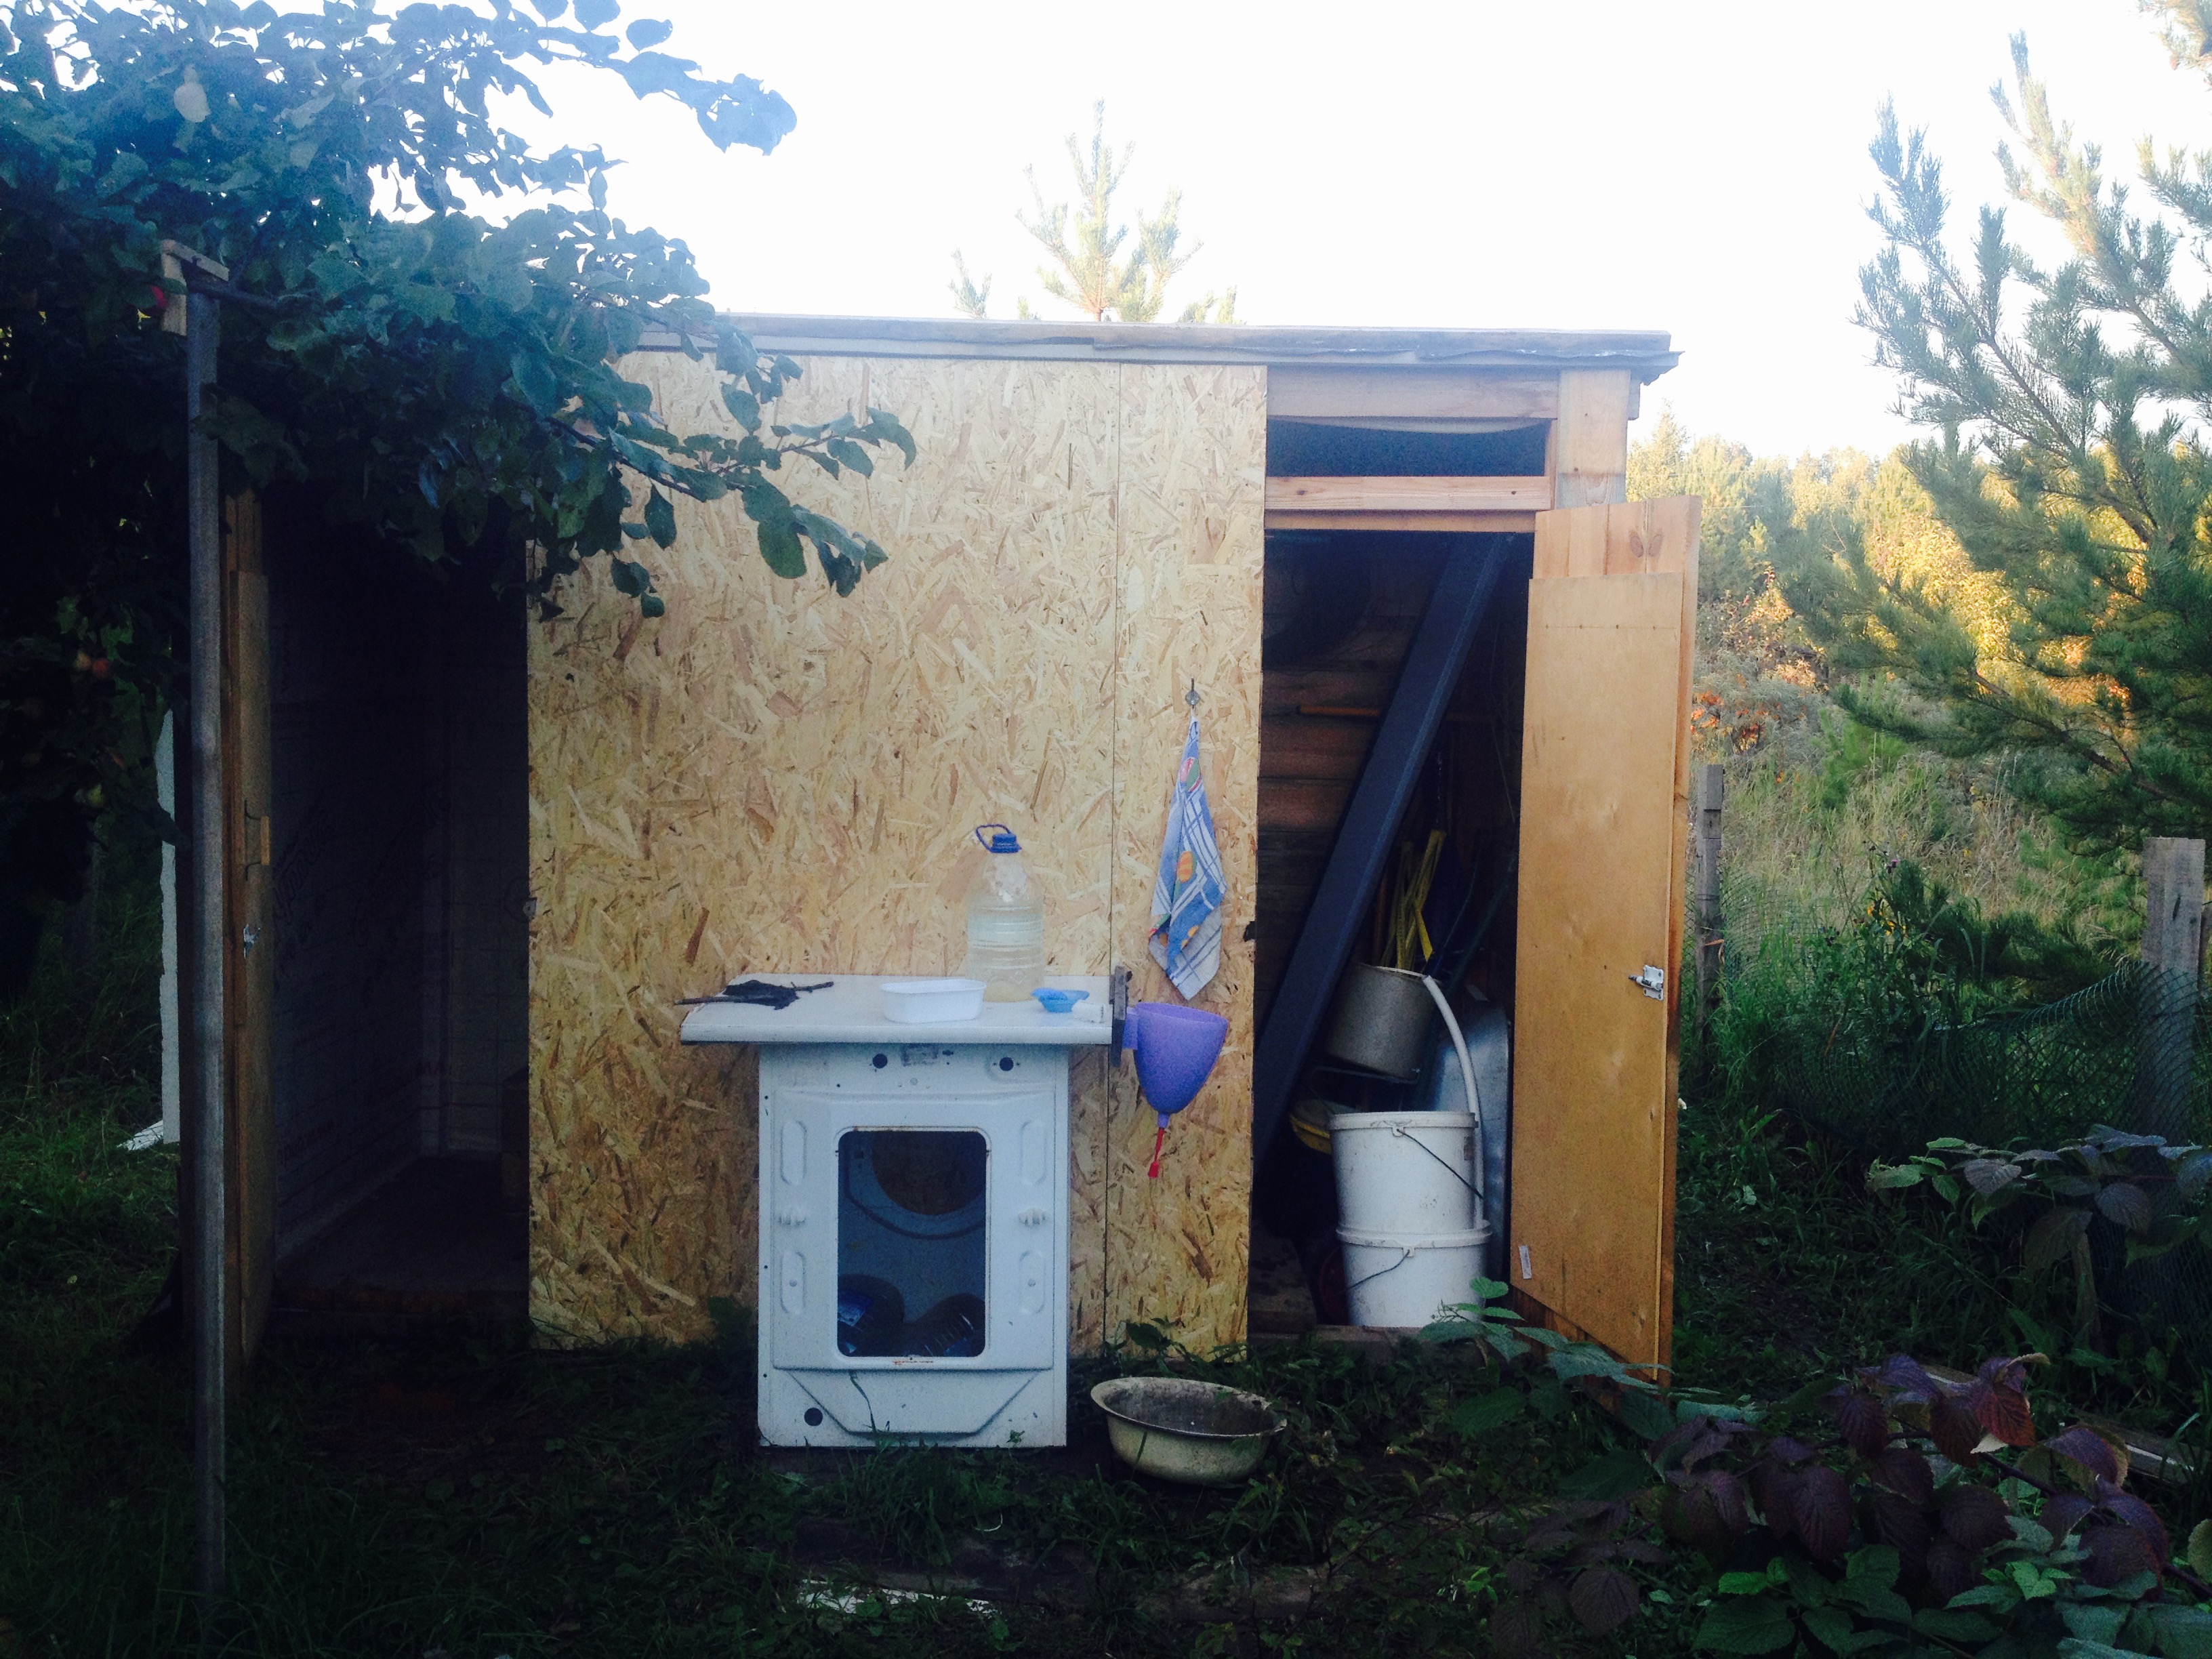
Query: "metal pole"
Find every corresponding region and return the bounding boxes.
[186,282,227,1604]
[2139,837,2206,1145]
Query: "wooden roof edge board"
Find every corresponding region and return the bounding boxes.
[629,316,1680,377]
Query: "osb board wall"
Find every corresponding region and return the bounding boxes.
[527,352,1263,1349]
[1104,367,1265,1348]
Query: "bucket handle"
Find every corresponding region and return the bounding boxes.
[1389,1121,1479,1199]
[1344,1244,1417,1294]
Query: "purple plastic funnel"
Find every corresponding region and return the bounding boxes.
[1125,1002,1229,1179]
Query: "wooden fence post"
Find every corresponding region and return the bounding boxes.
[2139,836,2205,1144]
[1694,764,1725,1034]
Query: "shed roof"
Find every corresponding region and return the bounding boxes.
[708,313,1680,382]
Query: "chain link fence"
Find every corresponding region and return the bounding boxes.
[1708,869,2212,1364]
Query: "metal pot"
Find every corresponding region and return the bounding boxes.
[1090,1377,1287,1486]
[1322,963,1434,1079]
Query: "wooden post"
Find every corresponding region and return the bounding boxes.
[1553,369,1633,508]
[1694,764,1724,1033]
[2139,837,2205,1145]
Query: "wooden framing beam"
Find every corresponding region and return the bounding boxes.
[1265,476,1551,514]
[1265,510,1538,533]
[1553,369,1633,508]
[1268,367,1560,423]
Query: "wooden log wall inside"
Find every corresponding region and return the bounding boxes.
[526,353,1264,1349]
[1254,539,1531,1025]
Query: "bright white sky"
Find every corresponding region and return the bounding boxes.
[514,0,2212,458]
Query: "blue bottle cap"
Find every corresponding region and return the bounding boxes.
[975,822,1020,853]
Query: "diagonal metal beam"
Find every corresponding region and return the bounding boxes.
[1250,535,1511,1155]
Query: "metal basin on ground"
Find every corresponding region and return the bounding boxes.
[1090,1377,1287,1486]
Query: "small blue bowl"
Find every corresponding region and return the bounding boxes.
[1031,987,1090,1015]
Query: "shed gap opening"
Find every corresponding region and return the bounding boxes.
[1249,526,1532,1336]
[262,494,529,1328]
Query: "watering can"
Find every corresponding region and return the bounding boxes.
[1122,1001,1229,1179]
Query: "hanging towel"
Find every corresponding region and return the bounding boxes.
[1149,716,1225,1000]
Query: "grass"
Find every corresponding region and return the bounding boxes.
[0,856,1660,1657]
[6,739,2204,1655]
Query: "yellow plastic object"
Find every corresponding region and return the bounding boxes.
[1290,1097,1335,1154]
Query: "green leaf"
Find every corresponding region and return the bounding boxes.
[2026,1206,2093,1273]
[865,407,917,466]
[626,18,674,46]
[756,522,805,579]
[1719,1573,1774,1597]
[510,350,561,414]
[2149,1607,2212,1659]
[2056,1641,2157,1659]
[1558,1448,1654,1501]
[2064,1607,2132,1647]
[644,489,676,548]
[1916,1608,2002,1642]
[1782,1553,1832,1610]
[1950,1584,2023,1612]
[1618,1389,1679,1442]
[1843,1546,1900,1591]
[1695,1595,1796,1654]
[1450,1389,1524,1437]
[640,594,666,619]
[1866,1162,1925,1191]
[1932,1172,1963,1204]
[2187,1519,2212,1581]
[1800,1605,1889,1654]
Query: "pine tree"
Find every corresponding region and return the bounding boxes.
[1783,16,2212,850]
[949,102,1237,323]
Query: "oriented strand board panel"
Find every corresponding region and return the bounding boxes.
[529,353,1123,1341]
[528,352,1263,1352]
[1509,497,1699,1374]
[1105,365,1267,1349]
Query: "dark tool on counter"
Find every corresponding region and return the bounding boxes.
[678,979,833,1010]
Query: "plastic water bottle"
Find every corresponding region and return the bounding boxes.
[963,823,1044,1002]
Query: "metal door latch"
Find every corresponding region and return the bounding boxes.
[1629,964,1664,999]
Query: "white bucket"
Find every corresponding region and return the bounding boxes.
[1338,1225,1491,1329]
[1328,1110,1479,1235]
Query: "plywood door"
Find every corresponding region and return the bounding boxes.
[223,492,275,1372]
[1509,498,1699,1374]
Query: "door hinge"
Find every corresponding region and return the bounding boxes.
[1629,964,1665,1000]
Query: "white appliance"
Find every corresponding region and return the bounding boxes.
[680,975,1109,1448]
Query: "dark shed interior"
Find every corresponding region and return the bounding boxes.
[260,506,530,1324]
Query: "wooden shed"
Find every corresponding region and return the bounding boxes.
[213,315,1697,1380]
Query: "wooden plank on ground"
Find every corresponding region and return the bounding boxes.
[1510,496,1700,1376]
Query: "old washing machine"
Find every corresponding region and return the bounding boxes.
[680,975,1109,1447]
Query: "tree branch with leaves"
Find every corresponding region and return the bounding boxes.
[1779,24,2212,853]
[0,0,912,954]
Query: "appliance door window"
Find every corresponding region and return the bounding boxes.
[836,1129,987,1359]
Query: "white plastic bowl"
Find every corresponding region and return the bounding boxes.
[880,978,986,1023]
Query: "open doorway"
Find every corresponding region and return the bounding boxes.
[258,502,530,1326]
[1248,525,1535,1334]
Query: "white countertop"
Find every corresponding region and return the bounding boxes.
[678,974,1113,1047]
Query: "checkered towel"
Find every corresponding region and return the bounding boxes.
[1149,716,1225,999]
